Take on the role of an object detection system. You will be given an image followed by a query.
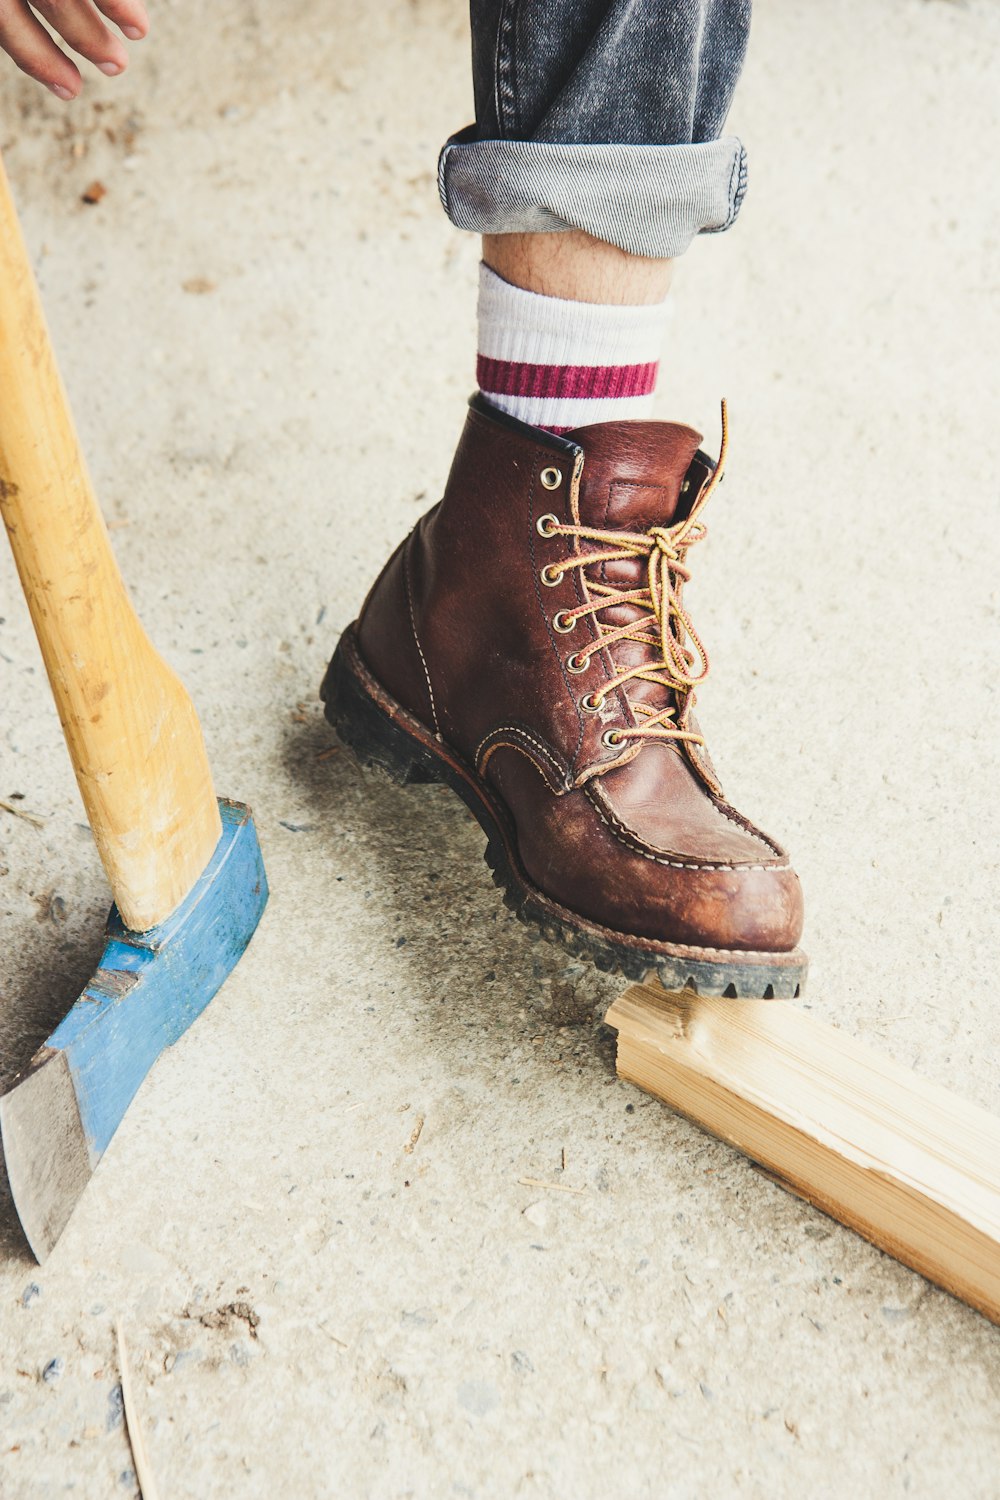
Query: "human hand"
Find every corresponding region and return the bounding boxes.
[0,0,149,100]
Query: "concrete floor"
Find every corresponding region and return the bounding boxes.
[1,0,999,1494]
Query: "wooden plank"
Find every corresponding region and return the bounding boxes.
[605,982,1000,1325]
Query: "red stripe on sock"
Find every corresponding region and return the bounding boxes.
[476,356,659,401]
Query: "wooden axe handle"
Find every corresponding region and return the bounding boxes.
[0,153,221,930]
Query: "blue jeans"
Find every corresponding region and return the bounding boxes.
[439,0,751,259]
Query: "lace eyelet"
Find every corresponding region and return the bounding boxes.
[540,467,562,491]
[580,692,603,712]
[566,652,590,674]
[536,513,560,537]
[602,728,625,749]
[552,610,576,633]
[540,565,563,587]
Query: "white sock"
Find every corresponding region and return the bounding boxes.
[476,263,670,433]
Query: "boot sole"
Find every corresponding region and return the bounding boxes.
[320,627,807,1000]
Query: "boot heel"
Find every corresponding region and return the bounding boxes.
[321,635,441,788]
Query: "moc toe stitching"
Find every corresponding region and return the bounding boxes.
[583,782,783,872]
[705,794,787,859]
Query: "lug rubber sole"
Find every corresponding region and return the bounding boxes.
[321,627,807,1000]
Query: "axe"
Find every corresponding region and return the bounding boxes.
[0,152,267,1261]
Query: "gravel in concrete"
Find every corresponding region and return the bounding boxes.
[1,2,999,1495]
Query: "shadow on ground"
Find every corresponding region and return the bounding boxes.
[279,701,621,1032]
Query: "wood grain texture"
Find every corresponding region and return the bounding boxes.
[606,982,1000,1326]
[0,151,220,929]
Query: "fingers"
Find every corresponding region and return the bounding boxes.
[32,0,129,77]
[0,0,150,100]
[94,0,148,42]
[0,0,83,98]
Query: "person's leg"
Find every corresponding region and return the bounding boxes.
[443,0,751,260]
[479,230,672,428]
[483,230,673,305]
[454,1,748,432]
[478,230,674,428]
[475,254,670,431]
[322,1,806,1000]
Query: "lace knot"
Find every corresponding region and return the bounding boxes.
[648,525,681,566]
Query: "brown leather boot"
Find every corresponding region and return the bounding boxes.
[322,396,806,998]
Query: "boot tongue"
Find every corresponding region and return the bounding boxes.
[565,420,704,530]
[562,420,706,735]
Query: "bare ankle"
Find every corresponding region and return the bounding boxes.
[483,229,673,306]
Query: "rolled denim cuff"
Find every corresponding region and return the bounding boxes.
[438,127,747,260]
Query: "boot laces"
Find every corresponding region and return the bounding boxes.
[544,403,729,748]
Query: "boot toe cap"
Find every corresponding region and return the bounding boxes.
[492,750,805,956]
